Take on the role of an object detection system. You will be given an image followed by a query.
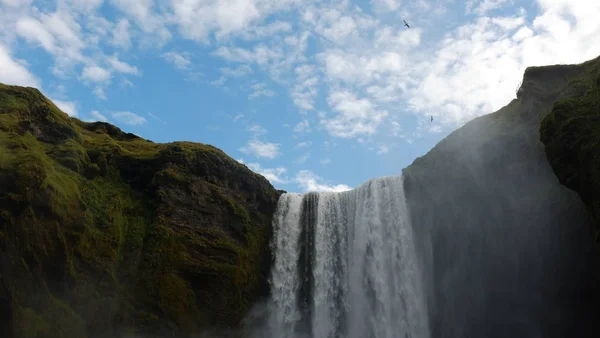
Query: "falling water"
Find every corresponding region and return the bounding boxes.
[266,175,430,338]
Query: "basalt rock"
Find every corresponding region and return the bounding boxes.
[0,83,282,338]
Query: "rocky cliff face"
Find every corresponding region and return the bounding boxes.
[0,83,281,338]
[402,56,600,338]
[540,56,600,251]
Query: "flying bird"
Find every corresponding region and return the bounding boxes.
[431,116,433,122]
[404,20,410,28]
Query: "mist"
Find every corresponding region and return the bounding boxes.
[401,73,600,337]
[238,67,600,338]
[80,65,600,338]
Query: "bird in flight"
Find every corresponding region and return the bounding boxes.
[404,20,410,28]
[430,116,433,122]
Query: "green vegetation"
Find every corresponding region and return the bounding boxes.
[0,83,280,337]
[540,56,600,248]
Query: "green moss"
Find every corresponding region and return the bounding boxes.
[16,308,51,337]
[76,177,149,274]
[14,295,87,338]
[42,295,87,338]
[156,272,198,328]
[217,186,251,223]
[0,83,279,338]
[540,61,600,247]
[160,164,187,183]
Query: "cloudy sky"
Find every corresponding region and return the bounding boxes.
[1,0,599,193]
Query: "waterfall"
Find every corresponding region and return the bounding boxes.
[266,175,430,338]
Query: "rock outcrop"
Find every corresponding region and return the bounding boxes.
[540,56,600,250]
[401,55,600,338]
[0,83,281,338]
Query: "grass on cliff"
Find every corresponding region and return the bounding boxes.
[540,61,600,245]
[0,83,274,337]
[0,108,154,336]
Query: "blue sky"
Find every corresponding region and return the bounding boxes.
[1,0,599,192]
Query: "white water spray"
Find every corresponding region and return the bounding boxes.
[267,176,430,338]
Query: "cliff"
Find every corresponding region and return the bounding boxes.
[540,56,600,250]
[0,83,281,338]
[401,55,600,338]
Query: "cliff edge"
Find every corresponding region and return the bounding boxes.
[401,55,600,338]
[0,83,281,338]
[540,56,600,249]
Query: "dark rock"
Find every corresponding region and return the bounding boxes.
[0,83,280,338]
[403,55,600,338]
[540,56,600,250]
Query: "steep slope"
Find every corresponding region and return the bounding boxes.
[0,83,281,338]
[540,57,600,250]
[402,56,600,338]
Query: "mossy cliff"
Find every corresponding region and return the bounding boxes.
[540,55,600,250]
[0,83,281,338]
[401,54,600,337]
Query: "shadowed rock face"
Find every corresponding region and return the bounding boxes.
[540,57,600,252]
[402,56,600,338]
[0,83,281,338]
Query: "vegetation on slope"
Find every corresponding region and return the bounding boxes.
[540,56,600,248]
[0,83,281,338]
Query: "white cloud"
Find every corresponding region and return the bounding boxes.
[291,64,319,111]
[108,55,141,75]
[377,145,389,154]
[2,0,599,157]
[1,0,34,7]
[210,76,227,87]
[0,44,40,87]
[81,65,111,83]
[467,0,511,15]
[314,10,359,44]
[239,159,289,185]
[248,124,267,136]
[185,71,204,82]
[405,3,600,127]
[121,79,135,87]
[214,44,283,67]
[89,110,108,121]
[212,31,309,82]
[148,112,162,122]
[15,11,89,76]
[52,99,78,117]
[304,4,370,47]
[16,16,56,53]
[320,158,331,166]
[294,153,310,164]
[390,120,402,137]
[221,64,254,77]
[110,0,170,45]
[240,139,281,159]
[293,120,311,133]
[295,170,351,192]
[63,0,104,13]
[162,51,191,70]
[322,89,388,138]
[93,87,107,99]
[111,111,147,125]
[319,47,411,87]
[170,0,260,42]
[240,21,293,40]
[112,18,131,49]
[370,0,401,12]
[5,7,139,102]
[169,0,304,42]
[295,141,312,148]
[249,82,276,99]
[85,15,112,43]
